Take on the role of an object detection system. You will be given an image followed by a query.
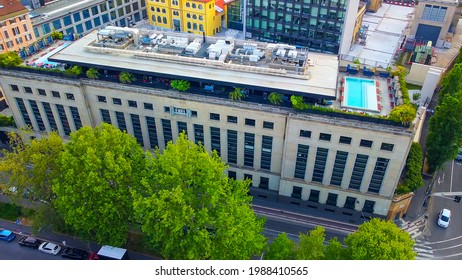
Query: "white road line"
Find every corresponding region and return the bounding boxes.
[425,235,462,245]
[450,159,454,192]
[432,243,462,251]
[416,252,434,258]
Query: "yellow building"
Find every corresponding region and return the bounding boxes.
[352,2,367,44]
[0,0,36,53]
[147,0,229,36]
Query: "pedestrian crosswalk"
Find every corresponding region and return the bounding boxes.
[413,239,434,259]
[399,218,425,239]
[398,218,436,259]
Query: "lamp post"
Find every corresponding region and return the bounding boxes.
[356,200,367,223]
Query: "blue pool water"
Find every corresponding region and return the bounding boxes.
[33,42,71,67]
[344,77,375,110]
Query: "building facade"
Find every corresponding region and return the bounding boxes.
[409,0,459,47]
[147,0,232,36]
[0,29,416,220]
[0,0,36,53]
[30,0,147,39]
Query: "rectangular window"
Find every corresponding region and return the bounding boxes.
[63,15,72,26]
[73,12,82,22]
[227,116,237,123]
[349,154,369,190]
[194,124,204,145]
[164,106,170,113]
[227,130,238,164]
[100,109,112,124]
[292,186,302,199]
[260,177,269,189]
[177,121,188,136]
[380,143,394,151]
[91,6,99,16]
[330,151,348,186]
[113,98,122,105]
[85,20,92,30]
[360,139,373,148]
[94,17,102,27]
[263,121,274,129]
[66,93,75,100]
[128,100,137,108]
[326,193,338,206]
[339,136,352,144]
[115,111,127,132]
[37,89,46,96]
[210,127,221,156]
[29,100,45,131]
[210,113,220,121]
[24,87,33,94]
[144,102,153,110]
[131,114,144,145]
[82,9,90,18]
[244,174,253,186]
[319,133,331,141]
[52,19,62,29]
[70,106,82,130]
[245,118,255,126]
[161,119,172,146]
[191,110,197,117]
[228,170,236,180]
[52,91,60,98]
[300,130,311,138]
[312,147,328,183]
[16,98,32,127]
[98,96,107,103]
[368,157,389,194]
[294,144,309,180]
[244,132,255,167]
[10,84,19,91]
[344,196,356,210]
[102,13,110,23]
[146,116,159,149]
[363,200,375,213]
[308,190,320,202]
[42,102,58,131]
[261,135,273,171]
[56,104,71,136]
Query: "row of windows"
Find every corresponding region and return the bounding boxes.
[97,95,153,110]
[0,15,28,28]
[10,85,75,100]
[299,129,394,151]
[210,113,274,130]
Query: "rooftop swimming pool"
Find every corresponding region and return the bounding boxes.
[32,42,71,67]
[342,77,379,112]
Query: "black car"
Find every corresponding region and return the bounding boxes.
[61,247,89,260]
[18,236,42,248]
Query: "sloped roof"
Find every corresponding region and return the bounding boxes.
[0,0,28,20]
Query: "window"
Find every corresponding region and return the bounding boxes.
[326,193,338,206]
[76,24,84,34]
[23,24,28,32]
[113,98,122,105]
[339,136,351,144]
[360,139,373,148]
[73,13,81,22]
[12,27,20,36]
[91,6,99,16]
[164,106,170,113]
[63,15,72,26]
[85,20,93,30]
[10,84,19,91]
[210,127,221,156]
[263,121,274,129]
[161,119,173,146]
[228,170,236,180]
[66,93,74,100]
[15,37,23,45]
[131,114,144,145]
[244,133,255,167]
[348,154,369,190]
[16,98,32,127]
[260,177,269,189]
[177,121,188,135]
[97,95,107,103]
[29,100,45,131]
[37,89,46,96]
[194,124,204,144]
[344,196,356,210]
[70,106,83,130]
[144,103,153,110]
[128,100,137,108]
[227,130,237,164]
[245,118,255,126]
[191,110,198,117]
[244,174,253,185]
[368,157,389,194]
[300,130,311,138]
[3,30,9,39]
[52,91,60,98]
[42,102,58,131]
[292,186,302,199]
[56,104,71,136]
[24,87,33,94]
[146,116,159,149]
[116,111,127,132]
[294,144,309,179]
[82,9,90,18]
[100,109,112,124]
[330,151,348,187]
[308,190,320,202]
[52,19,62,29]
[312,148,328,183]
[363,200,375,213]
[227,116,237,123]
[210,113,220,120]
[94,17,101,27]
[319,133,331,141]
[421,5,447,22]
[381,143,394,151]
[186,2,190,7]
[261,136,272,170]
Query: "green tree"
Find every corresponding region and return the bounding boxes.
[86,67,100,79]
[50,29,63,40]
[268,92,283,105]
[0,115,15,127]
[412,92,421,101]
[132,133,267,259]
[290,95,308,111]
[119,72,136,84]
[344,218,416,260]
[295,226,326,260]
[170,80,190,91]
[52,124,146,246]
[426,90,462,172]
[264,232,295,260]
[65,65,83,77]
[324,237,344,260]
[229,87,245,100]
[438,63,462,100]
[388,104,417,125]
[0,51,22,67]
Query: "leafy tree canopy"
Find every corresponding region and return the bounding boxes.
[264,232,295,260]
[132,133,267,259]
[0,52,22,67]
[295,226,326,260]
[388,104,417,125]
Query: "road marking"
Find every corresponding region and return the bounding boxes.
[424,235,462,245]
[432,243,462,251]
[450,160,454,192]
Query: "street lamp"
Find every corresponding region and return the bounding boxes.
[356,200,367,222]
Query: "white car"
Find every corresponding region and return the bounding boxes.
[437,209,451,228]
[38,242,61,255]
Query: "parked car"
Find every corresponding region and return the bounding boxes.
[456,149,462,161]
[438,208,451,228]
[18,236,42,248]
[61,247,89,260]
[38,242,61,255]
[0,229,15,242]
